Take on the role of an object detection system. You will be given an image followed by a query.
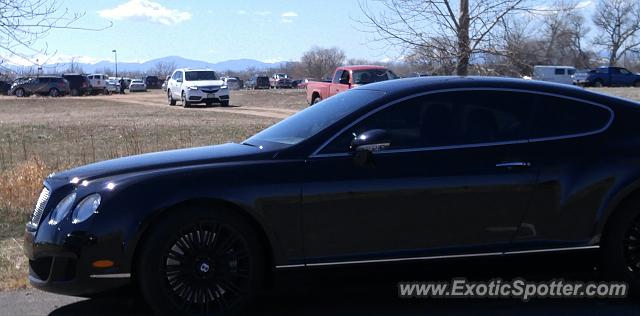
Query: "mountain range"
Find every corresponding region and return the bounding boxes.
[4,56,286,74]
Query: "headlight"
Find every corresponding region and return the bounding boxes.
[72,193,101,224]
[48,192,76,225]
[220,85,228,90]
[187,86,199,90]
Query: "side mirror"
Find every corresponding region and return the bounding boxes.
[350,129,391,167]
[339,78,350,85]
[350,129,391,166]
[177,79,183,83]
[350,129,391,152]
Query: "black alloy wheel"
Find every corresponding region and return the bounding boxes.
[138,207,264,315]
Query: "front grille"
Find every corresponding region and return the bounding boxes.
[201,89,219,93]
[28,187,50,229]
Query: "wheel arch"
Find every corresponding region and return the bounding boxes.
[129,197,278,288]
[598,179,640,241]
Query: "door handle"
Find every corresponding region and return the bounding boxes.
[496,162,531,168]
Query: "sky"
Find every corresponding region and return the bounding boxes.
[5,0,598,67]
[6,0,402,66]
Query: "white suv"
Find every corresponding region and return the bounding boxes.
[167,69,229,107]
[87,74,109,93]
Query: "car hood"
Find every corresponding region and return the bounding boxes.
[52,143,266,182]
[190,80,224,87]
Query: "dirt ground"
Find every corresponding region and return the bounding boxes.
[0,89,307,168]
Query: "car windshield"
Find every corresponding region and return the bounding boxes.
[353,70,398,84]
[185,71,218,81]
[245,90,384,147]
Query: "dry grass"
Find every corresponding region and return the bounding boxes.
[0,237,29,291]
[0,157,52,230]
[0,89,307,291]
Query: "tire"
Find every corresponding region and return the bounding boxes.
[220,100,229,107]
[181,92,191,108]
[49,88,59,97]
[167,90,176,106]
[311,96,322,105]
[137,206,265,316]
[634,81,640,88]
[15,88,25,97]
[601,195,640,296]
[594,80,604,88]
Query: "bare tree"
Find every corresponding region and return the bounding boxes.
[151,61,177,78]
[357,0,530,75]
[592,0,640,66]
[300,46,346,79]
[539,1,592,67]
[0,0,110,64]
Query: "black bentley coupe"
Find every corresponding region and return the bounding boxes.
[24,76,640,314]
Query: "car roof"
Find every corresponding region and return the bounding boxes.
[180,68,215,71]
[353,76,635,105]
[339,65,388,71]
[533,65,575,69]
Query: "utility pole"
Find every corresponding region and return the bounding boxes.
[112,49,118,77]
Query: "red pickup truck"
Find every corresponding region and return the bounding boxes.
[306,65,398,105]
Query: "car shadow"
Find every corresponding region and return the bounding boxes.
[48,253,640,315]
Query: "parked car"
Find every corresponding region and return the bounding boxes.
[270,73,292,89]
[246,75,270,89]
[144,76,160,89]
[24,76,640,314]
[306,65,399,105]
[580,66,640,87]
[572,69,591,86]
[86,74,109,94]
[10,76,70,97]
[532,65,576,85]
[161,75,170,92]
[0,80,11,95]
[166,68,229,107]
[61,74,90,96]
[223,77,241,90]
[105,79,120,94]
[128,79,147,92]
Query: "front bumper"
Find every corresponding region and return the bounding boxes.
[24,224,130,296]
[185,88,229,103]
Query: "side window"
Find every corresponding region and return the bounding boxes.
[332,70,343,84]
[611,68,621,75]
[530,95,611,139]
[320,91,532,154]
[555,69,565,75]
[340,71,350,84]
[620,68,631,75]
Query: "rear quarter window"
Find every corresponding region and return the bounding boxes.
[530,95,612,139]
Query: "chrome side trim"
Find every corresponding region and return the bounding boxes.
[89,273,131,279]
[305,252,503,267]
[504,245,600,255]
[309,87,615,158]
[274,264,306,269]
[275,245,600,269]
